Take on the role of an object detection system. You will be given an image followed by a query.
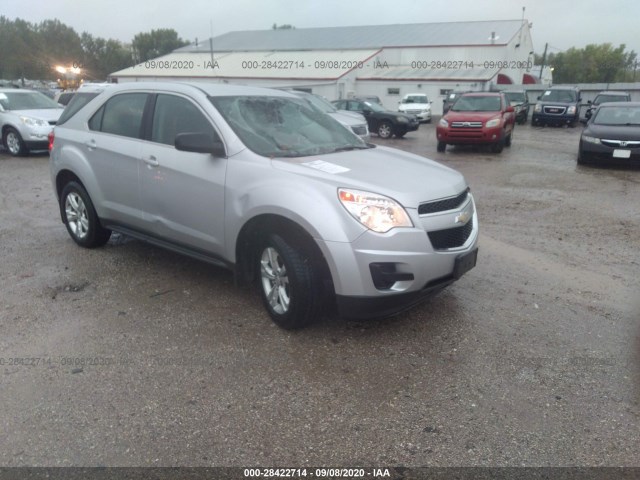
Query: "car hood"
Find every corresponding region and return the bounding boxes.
[399,103,430,110]
[444,111,501,122]
[7,108,64,121]
[329,111,366,127]
[272,145,467,208]
[584,124,640,141]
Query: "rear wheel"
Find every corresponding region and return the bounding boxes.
[258,233,321,330]
[3,127,28,156]
[377,122,393,139]
[60,181,111,248]
[437,141,446,152]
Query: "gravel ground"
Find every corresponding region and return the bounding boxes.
[0,121,638,468]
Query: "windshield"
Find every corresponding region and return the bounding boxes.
[592,106,640,126]
[505,92,526,103]
[452,96,501,112]
[300,93,336,114]
[402,95,428,104]
[593,94,629,105]
[210,95,368,158]
[0,91,61,110]
[541,89,577,103]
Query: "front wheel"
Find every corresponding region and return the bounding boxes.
[491,139,505,153]
[258,233,321,330]
[505,130,512,147]
[3,127,28,156]
[60,181,111,248]
[377,122,393,139]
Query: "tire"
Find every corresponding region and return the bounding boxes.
[505,130,512,147]
[60,181,111,248]
[258,233,321,330]
[377,122,393,139]
[437,141,446,152]
[3,127,28,156]
[491,138,505,153]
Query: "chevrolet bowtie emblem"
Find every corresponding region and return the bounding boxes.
[455,211,471,224]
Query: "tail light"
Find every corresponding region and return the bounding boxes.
[48,131,54,151]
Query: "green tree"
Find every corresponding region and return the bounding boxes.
[131,29,189,63]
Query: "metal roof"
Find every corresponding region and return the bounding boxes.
[356,66,500,82]
[176,20,526,53]
[110,50,380,80]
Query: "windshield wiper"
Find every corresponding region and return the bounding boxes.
[329,144,371,153]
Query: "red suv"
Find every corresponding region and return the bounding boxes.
[436,92,515,153]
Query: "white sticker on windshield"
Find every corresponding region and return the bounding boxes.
[543,91,551,96]
[0,93,7,100]
[303,160,350,174]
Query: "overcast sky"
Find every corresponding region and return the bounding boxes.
[4,0,640,56]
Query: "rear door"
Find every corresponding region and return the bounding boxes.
[139,93,228,256]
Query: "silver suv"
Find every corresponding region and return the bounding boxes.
[49,82,478,329]
[1,88,64,155]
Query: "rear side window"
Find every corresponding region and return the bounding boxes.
[89,93,148,139]
[57,92,99,125]
[151,94,217,146]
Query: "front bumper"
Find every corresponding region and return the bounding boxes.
[20,124,53,150]
[400,110,431,122]
[580,141,640,166]
[532,112,578,125]
[436,126,504,145]
[316,195,479,318]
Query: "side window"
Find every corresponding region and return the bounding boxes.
[347,101,360,111]
[89,93,148,139]
[151,94,217,146]
[333,100,345,110]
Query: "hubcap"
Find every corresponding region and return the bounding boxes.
[260,247,290,314]
[379,124,391,138]
[6,132,20,155]
[64,192,89,239]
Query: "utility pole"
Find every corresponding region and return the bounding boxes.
[539,42,548,81]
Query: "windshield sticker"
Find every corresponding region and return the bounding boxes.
[543,91,551,96]
[303,160,350,174]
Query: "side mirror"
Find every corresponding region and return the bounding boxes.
[506,106,515,113]
[175,132,226,157]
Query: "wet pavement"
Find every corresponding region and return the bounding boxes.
[0,121,638,467]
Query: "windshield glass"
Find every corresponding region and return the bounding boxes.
[452,96,501,112]
[505,92,526,103]
[57,92,101,125]
[593,94,629,104]
[0,91,61,110]
[210,95,368,158]
[593,106,640,125]
[403,95,428,104]
[300,93,336,113]
[541,89,577,103]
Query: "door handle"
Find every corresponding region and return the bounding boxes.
[84,140,97,150]
[143,155,159,167]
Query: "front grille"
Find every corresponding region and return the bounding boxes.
[543,106,567,115]
[451,121,482,128]
[428,218,474,250]
[601,139,640,148]
[351,125,367,135]
[406,109,423,114]
[419,190,469,215]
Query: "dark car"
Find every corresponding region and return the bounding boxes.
[532,86,582,127]
[578,102,640,166]
[583,91,631,123]
[436,92,515,153]
[442,91,467,114]
[332,98,419,138]
[503,90,530,124]
[354,95,382,105]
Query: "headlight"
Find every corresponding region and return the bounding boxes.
[534,104,542,112]
[485,118,501,128]
[338,188,413,233]
[396,116,408,123]
[582,135,600,144]
[567,106,577,115]
[20,116,49,127]
[439,118,449,127]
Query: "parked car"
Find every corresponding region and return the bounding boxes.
[503,90,530,124]
[398,93,432,123]
[283,90,370,141]
[332,98,419,138]
[436,92,515,153]
[531,86,581,127]
[354,95,383,106]
[442,91,467,114]
[49,82,478,329]
[583,91,631,123]
[0,88,64,155]
[578,102,640,166]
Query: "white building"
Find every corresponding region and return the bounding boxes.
[110,20,537,114]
